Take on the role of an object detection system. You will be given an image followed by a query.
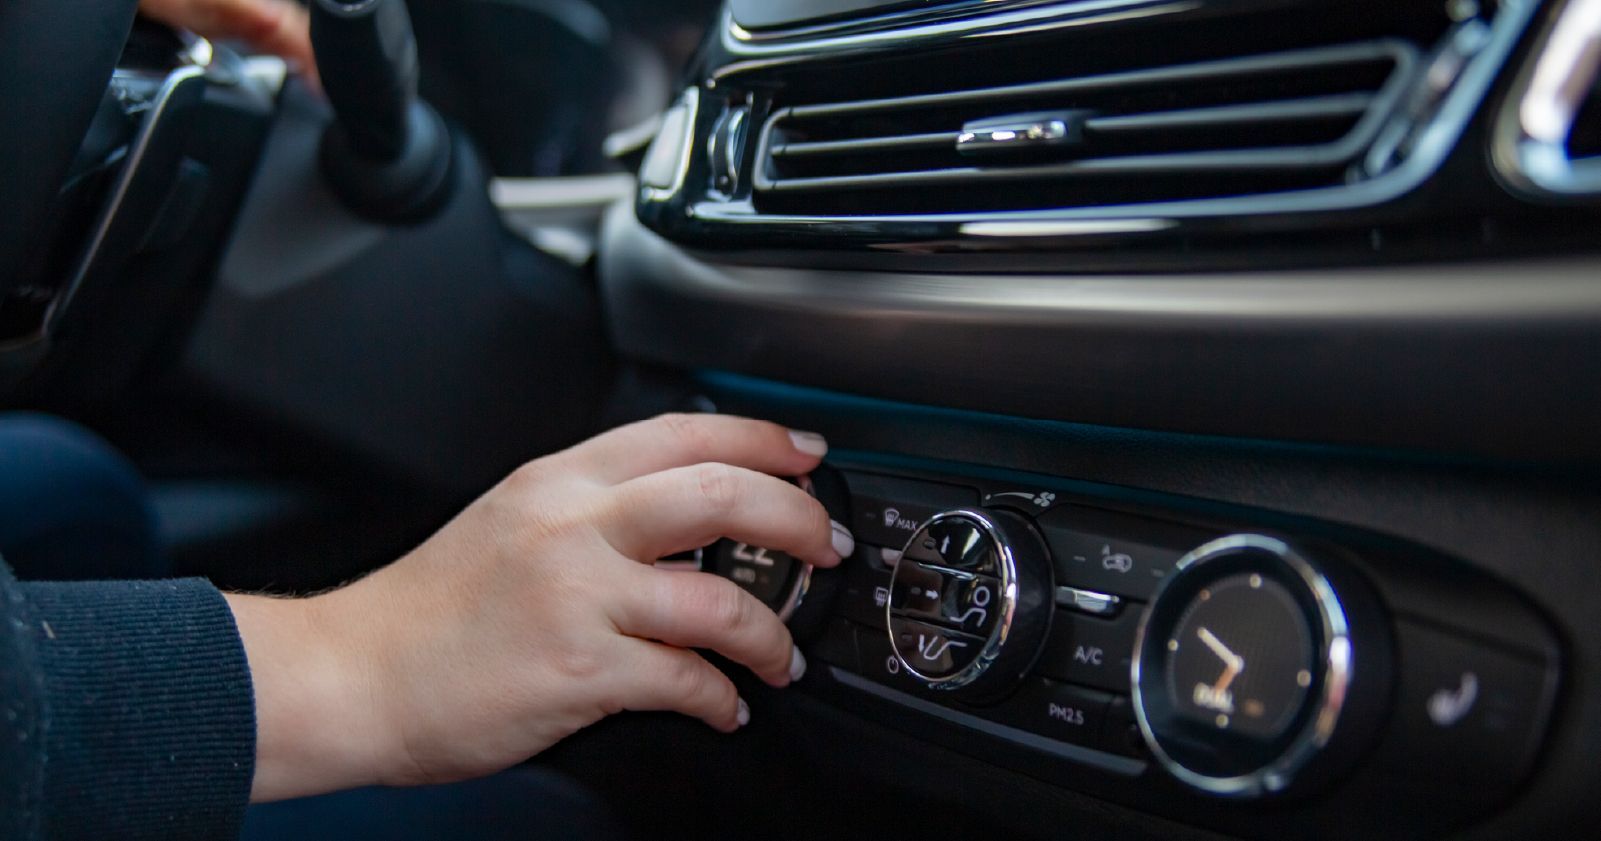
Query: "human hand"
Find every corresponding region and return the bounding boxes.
[228,414,853,802]
[139,0,316,80]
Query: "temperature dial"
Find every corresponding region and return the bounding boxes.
[887,509,1052,699]
[1133,535,1361,797]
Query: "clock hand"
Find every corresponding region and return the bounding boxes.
[1197,626,1244,671]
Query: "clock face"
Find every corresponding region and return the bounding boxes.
[1163,572,1315,742]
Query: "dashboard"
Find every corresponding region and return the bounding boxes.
[596,0,1601,838]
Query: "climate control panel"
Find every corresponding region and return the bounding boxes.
[701,457,1564,839]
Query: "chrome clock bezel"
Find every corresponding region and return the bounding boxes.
[1130,534,1353,797]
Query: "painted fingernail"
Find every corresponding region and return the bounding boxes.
[789,430,828,458]
[830,520,856,559]
[789,646,808,683]
[736,698,751,728]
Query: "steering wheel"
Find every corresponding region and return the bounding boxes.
[0,0,140,303]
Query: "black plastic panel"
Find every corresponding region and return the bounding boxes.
[601,204,1601,464]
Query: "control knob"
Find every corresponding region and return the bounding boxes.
[887,509,1053,700]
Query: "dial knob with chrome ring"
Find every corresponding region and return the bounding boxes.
[886,508,1053,700]
[1131,534,1385,798]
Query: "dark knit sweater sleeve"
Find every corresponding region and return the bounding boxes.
[0,562,256,840]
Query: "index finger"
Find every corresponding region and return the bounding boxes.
[553,413,827,486]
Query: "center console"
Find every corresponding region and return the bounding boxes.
[694,455,1560,839]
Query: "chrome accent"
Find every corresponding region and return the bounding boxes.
[1363,18,1492,176]
[1130,534,1353,798]
[776,473,820,623]
[887,508,1020,692]
[777,562,815,623]
[956,112,1083,156]
[707,104,751,196]
[640,88,700,202]
[1493,0,1601,196]
[720,1,1191,62]
[44,65,209,338]
[829,666,1148,776]
[1056,586,1122,616]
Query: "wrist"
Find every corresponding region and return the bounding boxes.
[227,588,395,802]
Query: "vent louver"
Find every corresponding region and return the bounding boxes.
[753,41,1417,216]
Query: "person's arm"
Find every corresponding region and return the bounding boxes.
[1,567,255,841]
[234,414,849,801]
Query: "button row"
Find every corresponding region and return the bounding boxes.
[844,470,1202,600]
[847,473,979,550]
[810,619,1145,759]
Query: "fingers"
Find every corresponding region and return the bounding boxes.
[602,463,852,568]
[612,567,803,688]
[614,639,748,733]
[140,0,317,78]
[556,413,827,486]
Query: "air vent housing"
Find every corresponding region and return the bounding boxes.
[753,41,1417,216]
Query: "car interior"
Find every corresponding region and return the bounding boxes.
[3,0,1600,838]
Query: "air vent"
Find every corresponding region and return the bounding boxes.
[1572,84,1601,159]
[1492,0,1601,197]
[753,41,1417,216]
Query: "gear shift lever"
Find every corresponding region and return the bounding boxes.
[310,0,453,222]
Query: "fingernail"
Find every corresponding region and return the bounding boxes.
[789,646,808,683]
[830,520,856,559]
[789,430,828,458]
[736,698,751,728]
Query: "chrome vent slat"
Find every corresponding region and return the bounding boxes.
[782,40,1412,120]
[771,131,961,159]
[762,146,1376,193]
[1085,93,1376,133]
[754,37,1421,214]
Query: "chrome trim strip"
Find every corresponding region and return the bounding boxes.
[1492,0,1601,196]
[829,666,1148,776]
[733,0,1057,42]
[1129,534,1352,798]
[45,65,209,335]
[720,0,1191,61]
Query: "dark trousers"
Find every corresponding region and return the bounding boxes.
[0,413,164,581]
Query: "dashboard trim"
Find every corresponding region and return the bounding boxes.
[602,199,1601,463]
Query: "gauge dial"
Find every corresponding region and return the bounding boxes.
[1132,535,1351,797]
[1164,573,1314,740]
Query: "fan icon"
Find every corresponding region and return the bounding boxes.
[989,490,1057,508]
